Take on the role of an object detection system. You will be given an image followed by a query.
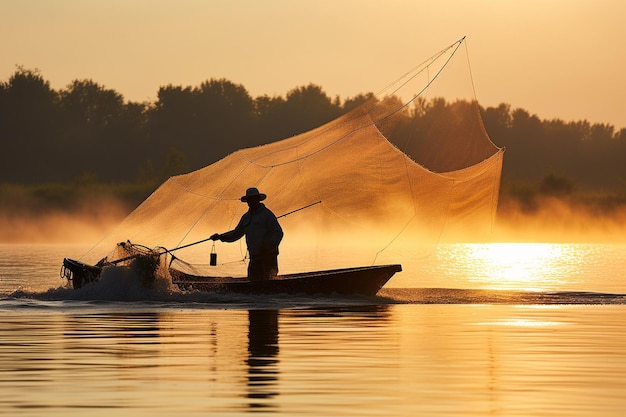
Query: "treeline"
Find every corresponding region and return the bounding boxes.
[1,66,626,194]
[0,67,364,186]
[483,104,626,190]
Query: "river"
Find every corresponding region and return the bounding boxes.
[1,243,625,416]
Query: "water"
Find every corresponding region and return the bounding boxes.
[1,243,625,416]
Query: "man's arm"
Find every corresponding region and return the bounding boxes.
[211,213,248,242]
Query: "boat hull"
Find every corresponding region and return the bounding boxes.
[170,264,402,296]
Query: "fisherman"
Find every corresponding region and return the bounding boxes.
[210,187,284,281]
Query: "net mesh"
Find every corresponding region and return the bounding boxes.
[81,38,504,279]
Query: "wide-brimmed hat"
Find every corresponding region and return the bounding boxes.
[241,187,267,202]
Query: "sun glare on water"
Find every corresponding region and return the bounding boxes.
[461,243,575,291]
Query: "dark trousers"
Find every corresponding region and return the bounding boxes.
[248,255,278,281]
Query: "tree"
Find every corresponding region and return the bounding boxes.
[481,103,512,142]
[342,93,376,113]
[194,78,257,161]
[161,147,189,181]
[0,66,61,182]
[60,79,125,132]
[58,79,149,181]
[280,84,342,137]
[149,79,257,171]
[254,94,287,143]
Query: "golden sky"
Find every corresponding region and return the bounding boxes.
[1,0,625,129]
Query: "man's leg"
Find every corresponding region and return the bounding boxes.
[248,256,278,281]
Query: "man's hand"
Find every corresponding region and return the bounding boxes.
[210,233,221,241]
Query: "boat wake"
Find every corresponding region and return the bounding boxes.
[378,288,626,305]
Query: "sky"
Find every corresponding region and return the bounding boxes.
[1,0,625,129]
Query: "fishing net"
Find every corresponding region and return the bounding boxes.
[80,38,504,279]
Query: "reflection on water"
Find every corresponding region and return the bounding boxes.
[0,305,393,416]
[246,310,279,410]
[0,303,626,416]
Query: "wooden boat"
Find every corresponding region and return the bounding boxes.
[61,257,401,296]
[170,264,402,296]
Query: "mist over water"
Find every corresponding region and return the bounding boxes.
[0,199,128,244]
[494,197,626,243]
[3,194,626,247]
